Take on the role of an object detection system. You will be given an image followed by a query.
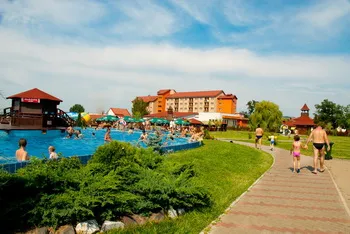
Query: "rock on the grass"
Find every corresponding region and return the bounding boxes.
[101,221,124,232]
[25,227,49,234]
[55,225,75,234]
[149,211,165,223]
[130,215,148,225]
[121,216,138,226]
[75,220,99,234]
[167,207,178,219]
[177,208,185,215]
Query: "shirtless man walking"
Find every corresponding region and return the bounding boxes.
[305,126,330,174]
[255,124,264,149]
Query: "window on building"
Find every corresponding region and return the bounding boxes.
[211,102,214,105]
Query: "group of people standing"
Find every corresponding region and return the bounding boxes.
[255,125,331,174]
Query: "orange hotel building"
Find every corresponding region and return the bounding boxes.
[135,89,237,114]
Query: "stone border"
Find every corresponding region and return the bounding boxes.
[325,165,350,218]
[200,140,276,234]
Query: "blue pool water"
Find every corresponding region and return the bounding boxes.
[0,129,191,164]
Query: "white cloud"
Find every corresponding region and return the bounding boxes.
[0,0,106,27]
[295,0,350,29]
[112,0,182,37]
[0,29,349,115]
[169,0,218,25]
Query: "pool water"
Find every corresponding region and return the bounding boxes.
[0,129,190,164]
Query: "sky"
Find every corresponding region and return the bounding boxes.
[0,0,349,117]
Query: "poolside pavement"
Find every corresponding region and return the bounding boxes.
[205,141,350,234]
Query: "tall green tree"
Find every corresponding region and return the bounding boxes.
[246,100,259,116]
[69,104,85,113]
[75,112,86,127]
[314,99,344,128]
[132,98,149,117]
[249,101,283,132]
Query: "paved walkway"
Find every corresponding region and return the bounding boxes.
[206,141,350,234]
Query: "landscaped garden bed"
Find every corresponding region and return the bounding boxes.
[0,140,272,233]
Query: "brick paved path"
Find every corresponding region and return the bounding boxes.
[206,141,350,234]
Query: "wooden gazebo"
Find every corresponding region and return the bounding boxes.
[1,88,74,130]
[285,104,316,134]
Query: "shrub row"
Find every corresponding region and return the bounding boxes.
[0,141,211,232]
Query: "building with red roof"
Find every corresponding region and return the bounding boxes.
[133,89,176,114]
[107,108,131,117]
[134,89,237,115]
[1,88,73,130]
[285,104,316,134]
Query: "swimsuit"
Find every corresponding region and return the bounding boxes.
[256,135,263,139]
[313,143,325,150]
[293,152,300,157]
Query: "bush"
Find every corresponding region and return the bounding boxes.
[248,133,252,139]
[204,129,212,140]
[0,141,211,232]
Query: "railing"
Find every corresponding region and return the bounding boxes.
[57,108,76,126]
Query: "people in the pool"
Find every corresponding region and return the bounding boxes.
[66,126,74,138]
[75,130,83,139]
[104,128,112,142]
[49,146,58,160]
[16,138,29,162]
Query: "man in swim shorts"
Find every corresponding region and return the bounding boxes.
[255,124,264,149]
[305,126,330,174]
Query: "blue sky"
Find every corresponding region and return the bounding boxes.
[0,0,349,116]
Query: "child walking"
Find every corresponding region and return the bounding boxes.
[269,133,276,151]
[290,135,302,173]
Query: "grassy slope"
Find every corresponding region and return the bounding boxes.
[110,140,272,234]
[211,131,350,159]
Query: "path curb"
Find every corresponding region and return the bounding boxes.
[200,140,275,234]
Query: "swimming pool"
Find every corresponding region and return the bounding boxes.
[0,129,192,164]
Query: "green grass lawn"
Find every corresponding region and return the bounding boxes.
[109,140,272,234]
[211,130,350,160]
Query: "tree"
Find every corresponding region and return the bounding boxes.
[246,100,259,116]
[132,98,149,118]
[314,99,344,128]
[249,101,283,132]
[69,104,85,113]
[213,119,223,131]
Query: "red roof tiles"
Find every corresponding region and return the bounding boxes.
[89,114,105,120]
[285,115,315,127]
[188,118,203,125]
[301,104,310,111]
[109,108,131,117]
[136,96,158,103]
[218,94,238,100]
[166,90,224,99]
[7,88,62,102]
[157,89,172,95]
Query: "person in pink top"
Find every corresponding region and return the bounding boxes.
[290,135,304,173]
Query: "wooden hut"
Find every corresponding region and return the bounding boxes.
[1,88,74,130]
